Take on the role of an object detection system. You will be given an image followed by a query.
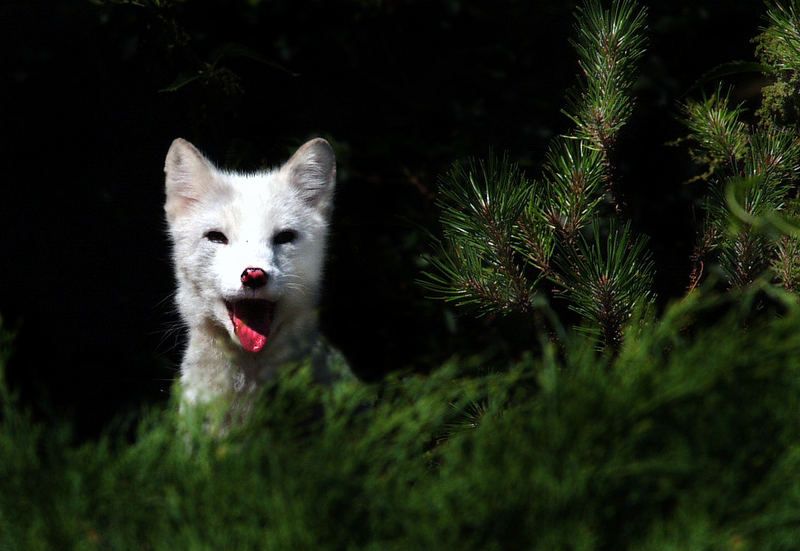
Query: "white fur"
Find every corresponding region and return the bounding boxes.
[164,138,336,405]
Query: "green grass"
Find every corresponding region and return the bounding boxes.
[2,287,800,550]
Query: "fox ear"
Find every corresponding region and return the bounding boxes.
[283,138,336,213]
[164,138,216,222]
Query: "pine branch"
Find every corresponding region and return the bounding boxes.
[771,197,800,290]
[541,139,607,245]
[421,235,533,315]
[755,2,800,127]
[563,0,647,152]
[762,0,800,72]
[680,86,749,180]
[515,188,558,281]
[719,228,771,288]
[420,155,538,315]
[423,0,652,346]
[710,176,788,288]
[773,233,800,290]
[745,127,800,191]
[682,83,800,291]
[552,221,654,349]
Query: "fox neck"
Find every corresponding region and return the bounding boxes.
[179,309,318,405]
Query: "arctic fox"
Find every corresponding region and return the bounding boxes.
[164,137,344,406]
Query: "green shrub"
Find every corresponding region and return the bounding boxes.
[2,286,800,550]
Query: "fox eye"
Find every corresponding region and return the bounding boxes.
[273,229,298,246]
[204,230,228,244]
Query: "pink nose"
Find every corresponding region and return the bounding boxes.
[241,267,268,289]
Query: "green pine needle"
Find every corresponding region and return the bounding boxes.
[563,0,648,149]
[762,0,800,72]
[420,154,538,315]
[515,188,557,278]
[745,126,800,192]
[541,138,607,241]
[553,221,655,348]
[423,0,652,342]
[681,85,749,177]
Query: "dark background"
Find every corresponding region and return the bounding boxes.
[1,0,764,436]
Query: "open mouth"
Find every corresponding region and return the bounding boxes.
[225,299,276,354]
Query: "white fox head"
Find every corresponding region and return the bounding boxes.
[164,138,335,356]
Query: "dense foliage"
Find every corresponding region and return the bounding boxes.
[422,0,655,350]
[424,0,800,351]
[683,1,800,291]
[3,285,800,549]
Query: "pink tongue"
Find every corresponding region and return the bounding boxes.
[231,301,272,353]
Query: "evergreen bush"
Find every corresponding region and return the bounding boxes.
[682,0,800,291]
[3,286,800,549]
[421,0,654,350]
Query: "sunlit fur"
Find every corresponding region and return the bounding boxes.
[164,138,335,404]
